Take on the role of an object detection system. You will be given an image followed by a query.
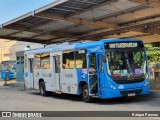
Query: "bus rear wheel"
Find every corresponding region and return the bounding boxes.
[39,81,48,96]
[82,84,92,103]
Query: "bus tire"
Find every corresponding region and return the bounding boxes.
[82,84,92,103]
[39,81,48,96]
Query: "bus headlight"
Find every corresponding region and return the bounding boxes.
[118,85,124,90]
[109,82,117,89]
[145,74,149,80]
[144,74,150,86]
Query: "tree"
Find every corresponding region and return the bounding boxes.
[145,43,160,62]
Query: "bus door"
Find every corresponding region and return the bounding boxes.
[28,58,34,88]
[54,55,61,91]
[88,52,100,95]
[97,53,105,96]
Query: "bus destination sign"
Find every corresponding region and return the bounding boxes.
[105,42,143,49]
[109,43,137,48]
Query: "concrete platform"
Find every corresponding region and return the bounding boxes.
[0,86,160,113]
[9,82,25,87]
[0,79,24,87]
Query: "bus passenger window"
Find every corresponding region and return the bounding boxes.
[34,54,41,69]
[63,50,74,69]
[75,49,87,68]
[90,53,96,69]
[41,53,50,69]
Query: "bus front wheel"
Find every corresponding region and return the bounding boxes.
[39,81,48,96]
[82,84,92,103]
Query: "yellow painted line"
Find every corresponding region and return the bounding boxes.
[55,91,62,94]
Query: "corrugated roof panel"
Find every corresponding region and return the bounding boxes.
[36,20,73,31]
[10,31,37,38]
[64,25,101,33]
[34,35,58,40]
[73,0,138,19]
[103,7,160,24]
[0,29,19,36]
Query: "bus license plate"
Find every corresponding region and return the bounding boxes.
[128,93,135,97]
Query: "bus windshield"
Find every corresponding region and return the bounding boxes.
[106,50,147,78]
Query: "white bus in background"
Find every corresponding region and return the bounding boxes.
[24,42,79,96]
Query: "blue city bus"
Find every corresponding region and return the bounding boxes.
[1,60,16,80]
[24,38,150,102]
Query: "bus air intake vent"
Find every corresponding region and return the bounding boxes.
[113,78,144,84]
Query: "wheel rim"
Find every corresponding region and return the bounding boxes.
[83,89,89,99]
[40,84,44,94]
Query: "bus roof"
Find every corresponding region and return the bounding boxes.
[74,38,143,49]
[24,44,75,55]
[24,38,143,54]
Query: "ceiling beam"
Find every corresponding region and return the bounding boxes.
[57,5,86,11]
[4,25,78,39]
[121,34,151,39]
[36,12,119,29]
[5,17,54,37]
[120,13,160,25]
[104,31,150,39]
[6,31,22,36]
[0,35,45,44]
[129,0,160,7]
[30,24,78,39]
[50,7,78,13]
[74,0,98,5]
[134,35,160,43]
[142,27,160,35]
[46,37,79,44]
[79,20,160,40]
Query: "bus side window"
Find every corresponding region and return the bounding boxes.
[90,53,96,69]
[41,53,50,69]
[34,54,41,69]
[75,49,87,68]
[24,55,28,70]
[62,50,74,69]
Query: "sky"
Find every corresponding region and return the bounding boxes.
[0,0,55,24]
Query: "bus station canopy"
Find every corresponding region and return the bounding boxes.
[0,0,160,44]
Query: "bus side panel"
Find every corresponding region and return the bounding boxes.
[41,69,53,92]
[76,69,88,94]
[24,57,33,89]
[33,69,41,89]
[61,69,78,94]
[24,68,30,88]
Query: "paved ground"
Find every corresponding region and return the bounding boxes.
[0,86,160,111]
[0,80,159,120]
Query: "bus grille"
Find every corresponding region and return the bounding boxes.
[113,78,144,84]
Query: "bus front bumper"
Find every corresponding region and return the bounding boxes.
[99,85,150,99]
